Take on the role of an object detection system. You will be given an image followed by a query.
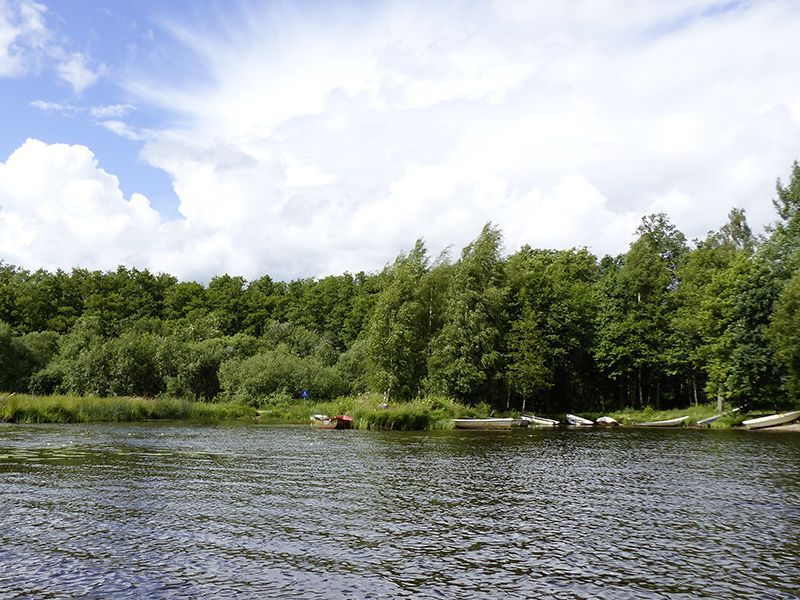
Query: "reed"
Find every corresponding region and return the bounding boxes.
[257,393,479,430]
[608,403,745,428]
[0,393,256,423]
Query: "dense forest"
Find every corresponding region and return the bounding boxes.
[2,163,800,413]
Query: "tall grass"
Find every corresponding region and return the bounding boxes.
[607,403,748,428]
[0,393,256,424]
[257,393,484,430]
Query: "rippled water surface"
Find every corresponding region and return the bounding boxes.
[1,423,799,598]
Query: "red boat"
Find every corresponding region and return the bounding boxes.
[310,414,353,429]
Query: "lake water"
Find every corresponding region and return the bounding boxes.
[1,423,798,598]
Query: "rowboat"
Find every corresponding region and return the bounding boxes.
[696,407,742,427]
[310,414,353,429]
[522,415,560,427]
[595,416,619,427]
[741,410,800,430]
[636,416,689,427]
[566,414,594,427]
[452,418,527,430]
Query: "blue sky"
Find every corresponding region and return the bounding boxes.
[1,0,799,282]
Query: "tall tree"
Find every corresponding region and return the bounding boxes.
[427,224,507,404]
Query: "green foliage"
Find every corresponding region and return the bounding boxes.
[219,345,349,406]
[427,224,507,404]
[2,162,800,414]
[0,393,255,423]
[768,270,800,401]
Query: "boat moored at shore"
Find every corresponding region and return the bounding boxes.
[453,417,528,430]
[566,414,594,427]
[741,410,800,430]
[310,414,353,429]
[636,416,689,428]
[522,415,560,427]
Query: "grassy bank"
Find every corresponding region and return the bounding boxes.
[3,391,785,430]
[603,404,747,428]
[0,393,256,424]
[257,393,482,430]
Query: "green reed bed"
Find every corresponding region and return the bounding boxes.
[607,403,748,429]
[0,393,256,424]
[257,393,482,430]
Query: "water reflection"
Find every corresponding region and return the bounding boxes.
[1,423,799,597]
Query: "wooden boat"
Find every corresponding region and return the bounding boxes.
[566,414,594,427]
[595,416,619,427]
[521,415,560,427]
[741,410,800,430]
[452,418,527,430]
[310,414,353,429]
[636,416,689,428]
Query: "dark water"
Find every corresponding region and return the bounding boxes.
[1,423,798,599]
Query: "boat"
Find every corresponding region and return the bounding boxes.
[310,414,353,429]
[696,407,742,427]
[636,416,689,428]
[522,415,560,427]
[452,418,527,430]
[566,414,594,427]
[741,410,800,430]
[595,416,619,427]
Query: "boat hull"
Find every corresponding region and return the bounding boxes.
[741,410,800,430]
[453,418,525,430]
[566,414,594,427]
[522,415,560,427]
[595,416,619,427]
[310,414,353,429]
[637,416,689,427]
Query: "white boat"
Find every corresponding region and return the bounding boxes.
[566,414,594,427]
[741,410,800,430]
[696,407,742,427]
[637,416,689,428]
[522,415,560,427]
[452,418,527,430]
[595,416,619,427]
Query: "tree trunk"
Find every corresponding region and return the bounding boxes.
[692,374,698,407]
[638,368,643,408]
[717,391,723,413]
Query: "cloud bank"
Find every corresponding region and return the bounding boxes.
[3,0,800,281]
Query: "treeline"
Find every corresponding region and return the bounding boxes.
[2,163,800,412]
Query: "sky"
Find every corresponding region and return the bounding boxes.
[1,0,799,283]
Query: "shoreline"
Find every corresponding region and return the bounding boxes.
[2,393,799,431]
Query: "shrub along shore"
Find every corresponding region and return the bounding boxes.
[2,392,788,430]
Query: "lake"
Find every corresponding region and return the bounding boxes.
[1,423,798,598]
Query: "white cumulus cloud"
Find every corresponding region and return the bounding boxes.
[0,138,162,272]
[5,1,800,281]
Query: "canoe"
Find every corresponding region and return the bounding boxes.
[310,414,353,429]
[452,418,527,430]
[595,416,619,427]
[566,413,594,427]
[741,410,800,430]
[522,415,560,427]
[637,416,689,428]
